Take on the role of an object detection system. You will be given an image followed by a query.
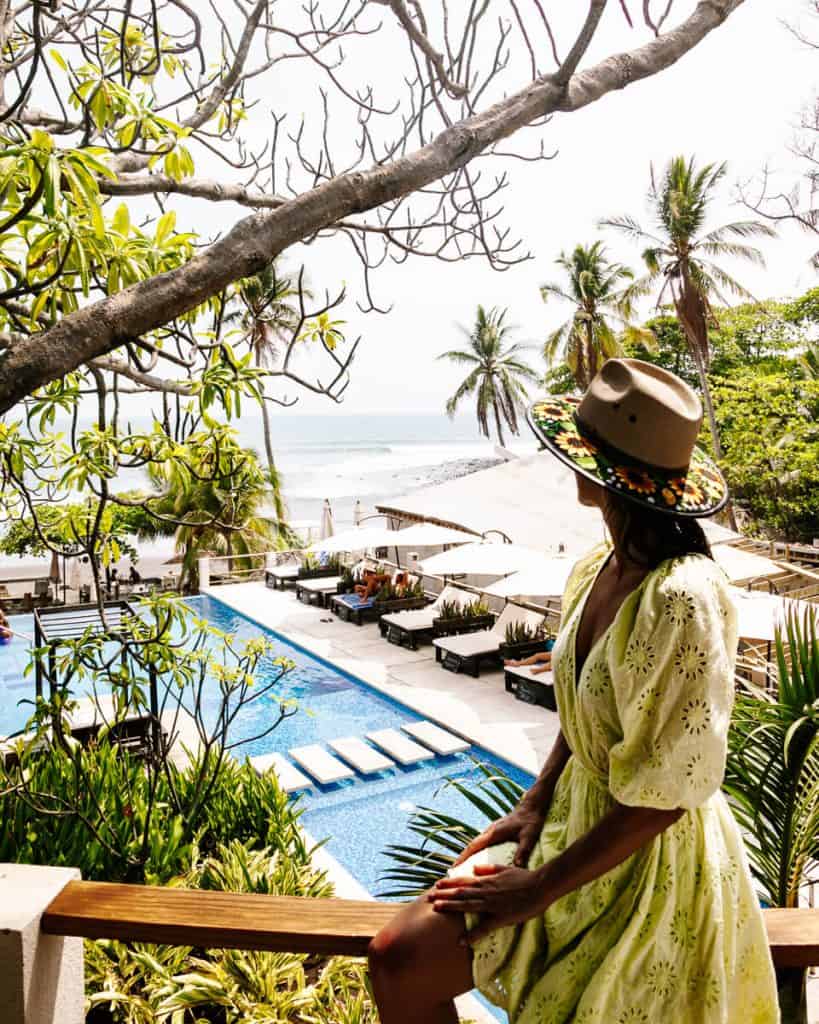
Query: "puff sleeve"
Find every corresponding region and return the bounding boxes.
[607,557,737,811]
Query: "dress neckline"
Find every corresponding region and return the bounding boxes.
[570,551,653,687]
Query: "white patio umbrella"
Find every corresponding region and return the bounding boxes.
[353,499,363,526]
[731,588,818,642]
[320,499,335,540]
[392,522,476,547]
[713,544,783,583]
[308,525,401,554]
[419,542,553,578]
[484,558,574,598]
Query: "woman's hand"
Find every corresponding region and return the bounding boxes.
[429,864,552,943]
[451,803,546,869]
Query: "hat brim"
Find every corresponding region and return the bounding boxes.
[527,395,728,519]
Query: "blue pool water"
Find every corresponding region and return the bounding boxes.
[2,594,534,1020]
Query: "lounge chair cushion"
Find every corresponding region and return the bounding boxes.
[381,608,435,631]
[433,630,498,657]
[335,593,375,611]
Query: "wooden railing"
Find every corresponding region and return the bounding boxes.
[40,880,819,968]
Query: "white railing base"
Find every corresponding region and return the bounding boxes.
[0,863,83,1024]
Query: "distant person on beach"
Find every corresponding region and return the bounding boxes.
[129,564,141,584]
[369,360,778,1024]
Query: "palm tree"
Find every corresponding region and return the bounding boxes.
[541,242,655,390]
[600,156,776,468]
[147,434,276,592]
[225,262,306,540]
[438,306,540,447]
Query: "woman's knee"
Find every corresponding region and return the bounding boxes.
[368,922,419,980]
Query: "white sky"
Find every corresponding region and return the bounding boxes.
[274,0,818,415]
[91,2,819,420]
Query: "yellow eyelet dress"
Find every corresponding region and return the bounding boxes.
[461,546,780,1024]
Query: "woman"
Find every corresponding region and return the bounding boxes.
[368,359,778,1024]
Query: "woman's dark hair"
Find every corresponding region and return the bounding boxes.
[602,489,712,568]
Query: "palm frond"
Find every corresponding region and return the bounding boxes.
[700,220,778,244]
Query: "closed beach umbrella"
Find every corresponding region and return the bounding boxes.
[419,542,552,578]
[321,499,335,540]
[48,550,60,582]
[393,523,476,547]
[308,525,399,554]
[484,558,574,598]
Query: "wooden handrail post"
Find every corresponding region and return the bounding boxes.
[0,864,83,1024]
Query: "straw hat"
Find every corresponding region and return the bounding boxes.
[528,358,727,517]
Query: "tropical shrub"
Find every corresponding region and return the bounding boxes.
[724,611,819,910]
[379,762,524,897]
[0,596,299,883]
[0,746,308,885]
[84,841,378,1023]
[503,620,548,646]
[711,372,819,540]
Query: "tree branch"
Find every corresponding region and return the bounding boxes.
[0,0,746,413]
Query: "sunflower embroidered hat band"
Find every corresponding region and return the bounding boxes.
[527,358,728,517]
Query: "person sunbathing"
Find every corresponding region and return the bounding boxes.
[355,572,389,601]
[505,649,551,675]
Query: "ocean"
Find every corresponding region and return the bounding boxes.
[0,413,537,584]
[251,412,534,527]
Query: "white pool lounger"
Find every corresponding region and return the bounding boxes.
[250,752,313,793]
[289,744,356,784]
[367,728,436,765]
[329,736,395,774]
[402,720,470,755]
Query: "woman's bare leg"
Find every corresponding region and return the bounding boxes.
[368,894,474,1023]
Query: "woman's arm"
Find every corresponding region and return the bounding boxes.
[452,730,572,867]
[520,729,571,812]
[434,800,682,941]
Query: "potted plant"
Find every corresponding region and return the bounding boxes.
[724,610,819,1024]
[499,618,552,661]
[298,552,340,580]
[337,565,359,594]
[374,577,429,614]
[433,597,494,637]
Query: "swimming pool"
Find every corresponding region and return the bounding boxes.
[3,594,533,1018]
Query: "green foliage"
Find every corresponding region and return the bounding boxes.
[783,286,819,327]
[436,597,490,621]
[0,597,297,883]
[146,428,278,591]
[0,493,162,560]
[463,598,491,619]
[379,762,524,897]
[623,304,801,389]
[541,241,652,389]
[724,612,819,908]
[439,305,540,447]
[0,745,306,885]
[711,371,819,539]
[503,619,546,646]
[84,841,379,1023]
